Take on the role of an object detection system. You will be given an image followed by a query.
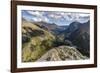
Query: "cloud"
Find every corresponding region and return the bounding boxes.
[48,13,62,19]
[32,17,42,22]
[22,10,90,25]
[27,11,43,17]
[78,13,90,17]
[31,15,49,22]
[62,12,90,23]
[43,17,49,22]
[25,11,49,22]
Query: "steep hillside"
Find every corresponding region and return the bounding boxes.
[37,46,88,61]
[62,21,90,57]
[22,20,55,62]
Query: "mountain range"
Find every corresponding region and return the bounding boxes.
[32,21,67,35]
[63,21,90,57]
[22,17,90,62]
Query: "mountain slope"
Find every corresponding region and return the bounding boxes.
[22,19,55,62]
[63,21,90,57]
[33,21,67,35]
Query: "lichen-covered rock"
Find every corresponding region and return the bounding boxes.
[37,46,88,62]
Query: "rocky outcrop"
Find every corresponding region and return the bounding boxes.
[37,46,88,62]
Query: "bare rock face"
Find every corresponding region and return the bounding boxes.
[37,46,88,62]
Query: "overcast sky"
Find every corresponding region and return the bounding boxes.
[22,10,90,26]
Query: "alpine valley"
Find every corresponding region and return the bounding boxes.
[22,17,90,62]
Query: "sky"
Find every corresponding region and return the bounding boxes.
[22,10,90,26]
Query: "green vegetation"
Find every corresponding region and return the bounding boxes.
[22,20,89,62]
[22,20,55,62]
[72,32,90,57]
